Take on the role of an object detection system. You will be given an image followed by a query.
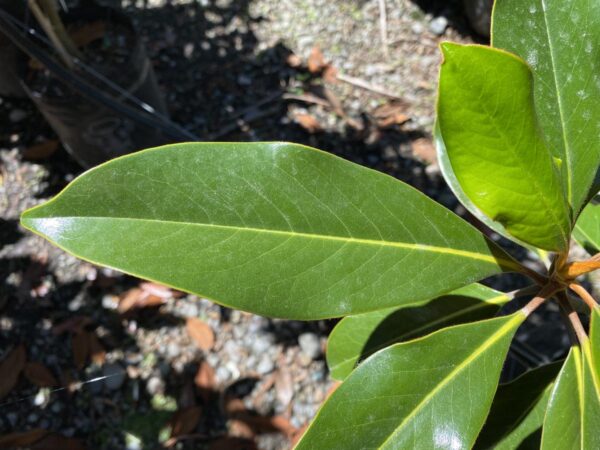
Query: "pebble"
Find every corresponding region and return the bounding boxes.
[102,294,119,310]
[216,366,231,382]
[298,332,321,360]
[166,342,180,359]
[411,22,424,34]
[251,333,273,354]
[9,109,27,123]
[103,363,126,391]
[429,16,448,35]
[146,376,165,395]
[256,354,275,375]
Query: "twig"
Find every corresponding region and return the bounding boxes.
[569,282,599,311]
[335,73,404,100]
[519,265,548,286]
[378,0,389,59]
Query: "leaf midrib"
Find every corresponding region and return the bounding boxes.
[330,293,509,375]
[24,215,519,269]
[376,313,523,450]
[540,0,573,205]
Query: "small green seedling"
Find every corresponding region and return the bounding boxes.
[20,0,600,448]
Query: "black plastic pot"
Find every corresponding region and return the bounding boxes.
[0,1,27,98]
[21,5,169,168]
[463,0,494,37]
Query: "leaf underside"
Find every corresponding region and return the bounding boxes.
[326,283,509,380]
[21,142,516,320]
[296,314,525,449]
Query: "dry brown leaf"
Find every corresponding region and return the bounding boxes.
[31,434,86,450]
[286,53,302,68]
[186,318,215,351]
[0,429,48,448]
[24,362,58,387]
[23,140,59,160]
[307,46,326,73]
[322,65,338,83]
[0,344,26,400]
[72,331,90,370]
[411,137,437,165]
[209,437,257,450]
[140,282,177,299]
[224,396,247,415]
[119,288,165,313]
[194,361,216,403]
[88,332,106,366]
[169,405,203,439]
[228,419,256,439]
[294,113,323,133]
[373,102,411,129]
[274,369,294,408]
[52,316,91,336]
[235,413,296,437]
[69,21,106,48]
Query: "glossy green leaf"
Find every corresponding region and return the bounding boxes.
[475,361,562,450]
[327,283,509,380]
[437,43,571,251]
[20,143,519,320]
[573,201,600,255]
[492,0,600,217]
[296,313,525,449]
[591,307,600,388]
[541,344,600,449]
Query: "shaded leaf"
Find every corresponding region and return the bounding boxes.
[52,316,90,335]
[492,0,600,217]
[88,332,106,366]
[437,43,570,251]
[23,140,59,160]
[573,201,600,255]
[186,318,215,351]
[69,21,106,48]
[0,344,26,400]
[24,362,58,387]
[0,429,48,448]
[31,434,86,450]
[208,437,257,450]
[72,331,90,370]
[20,143,520,320]
[169,405,203,438]
[541,344,600,449]
[475,361,562,449]
[296,314,524,449]
[327,283,509,380]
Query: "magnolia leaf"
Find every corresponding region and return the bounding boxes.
[326,283,509,380]
[492,0,600,218]
[573,201,600,255]
[20,143,519,320]
[296,314,524,449]
[475,361,562,449]
[437,43,571,251]
[541,343,600,449]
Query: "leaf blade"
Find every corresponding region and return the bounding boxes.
[475,361,562,450]
[437,43,571,251]
[492,0,600,216]
[21,142,517,319]
[573,201,600,255]
[297,313,525,449]
[326,283,510,380]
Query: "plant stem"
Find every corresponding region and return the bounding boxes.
[569,282,599,310]
[521,284,559,316]
[556,291,589,344]
[506,284,540,300]
[519,265,548,286]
